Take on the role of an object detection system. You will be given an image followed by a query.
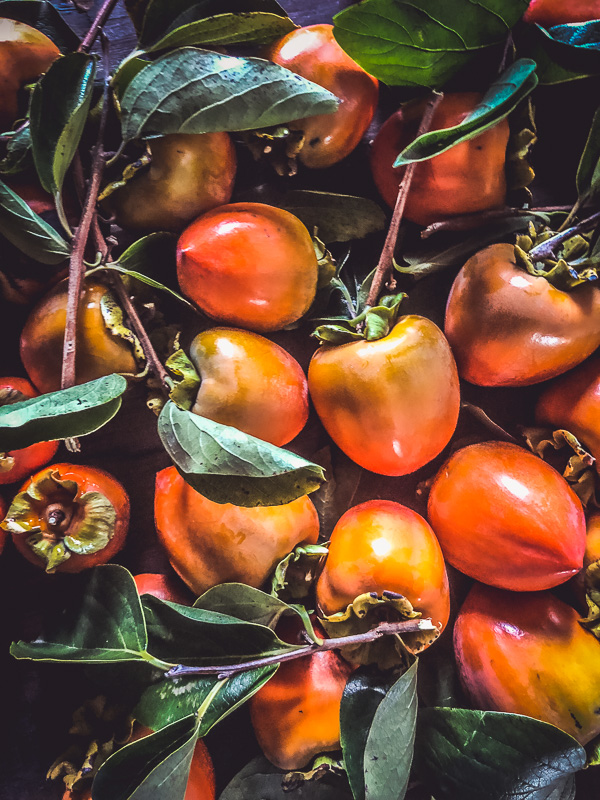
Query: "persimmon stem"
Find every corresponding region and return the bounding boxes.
[420,206,573,238]
[528,210,600,262]
[366,91,443,307]
[61,71,110,391]
[78,0,121,53]
[164,618,437,679]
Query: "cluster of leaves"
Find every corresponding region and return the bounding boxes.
[3,0,600,798]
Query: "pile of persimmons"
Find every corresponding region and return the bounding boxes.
[2,0,600,798]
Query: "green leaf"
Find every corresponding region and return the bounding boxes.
[142,594,299,665]
[93,715,199,800]
[120,47,339,141]
[135,665,276,733]
[220,757,354,800]
[363,661,418,800]
[0,0,80,52]
[142,12,296,53]
[10,565,150,663]
[112,55,152,103]
[139,0,288,47]
[0,374,127,451]
[30,52,96,209]
[394,60,537,166]
[0,123,32,175]
[332,0,529,87]
[193,583,294,628]
[414,708,587,800]
[340,668,393,800]
[577,106,600,199]
[0,176,69,263]
[157,401,326,507]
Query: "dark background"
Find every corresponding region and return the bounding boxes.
[1,1,599,798]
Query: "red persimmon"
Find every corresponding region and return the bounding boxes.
[524,0,600,26]
[427,441,586,591]
[1,463,130,573]
[0,377,59,485]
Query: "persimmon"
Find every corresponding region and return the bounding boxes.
[0,377,59,485]
[1,463,130,573]
[154,466,319,595]
[266,23,378,168]
[176,203,319,333]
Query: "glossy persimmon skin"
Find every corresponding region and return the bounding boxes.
[188,327,308,447]
[177,203,319,333]
[427,442,586,591]
[308,316,460,476]
[249,618,353,770]
[524,0,600,25]
[0,497,6,554]
[444,243,600,386]
[454,583,600,745]
[370,93,509,227]
[0,19,60,130]
[266,23,378,168]
[109,133,236,232]
[154,466,319,596]
[535,356,600,471]
[20,279,138,393]
[7,463,130,573]
[0,377,59,485]
[316,500,450,636]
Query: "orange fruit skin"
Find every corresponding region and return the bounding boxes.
[524,0,600,25]
[154,466,319,596]
[266,23,379,168]
[176,203,318,333]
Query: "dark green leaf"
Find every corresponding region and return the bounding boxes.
[30,52,95,206]
[0,123,32,174]
[93,715,198,800]
[109,233,188,304]
[10,565,149,663]
[104,265,192,306]
[577,106,600,199]
[515,23,595,84]
[157,401,325,507]
[120,48,338,141]
[533,21,600,78]
[275,190,386,243]
[0,374,127,450]
[140,0,288,47]
[142,13,296,53]
[135,666,276,732]
[0,176,69,263]
[220,757,354,800]
[0,0,80,52]
[394,60,537,166]
[112,56,151,103]
[193,583,294,628]
[142,594,299,665]
[332,0,529,87]
[340,668,393,800]
[414,708,586,800]
[363,661,418,800]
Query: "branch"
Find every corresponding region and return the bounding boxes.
[78,0,121,53]
[420,206,573,239]
[528,210,600,261]
[61,72,110,390]
[366,91,443,307]
[165,618,437,679]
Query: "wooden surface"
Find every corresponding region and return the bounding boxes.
[1,2,600,799]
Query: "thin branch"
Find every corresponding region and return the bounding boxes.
[78,0,121,53]
[165,618,437,679]
[528,210,600,261]
[420,206,573,239]
[61,74,111,390]
[366,92,443,307]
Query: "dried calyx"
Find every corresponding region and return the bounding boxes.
[515,221,600,290]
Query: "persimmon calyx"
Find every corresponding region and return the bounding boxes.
[582,560,600,639]
[319,590,437,668]
[0,454,15,473]
[312,291,406,345]
[514,222,599,290]
[100,289,145,371]
[1,470,118,572]
[271,543,329,601]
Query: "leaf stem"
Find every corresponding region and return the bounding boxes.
[78,0,121,53]
[527,210,600,262]
[61,73,110,390]
[366,91,443,307]
[164,618,437,679]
